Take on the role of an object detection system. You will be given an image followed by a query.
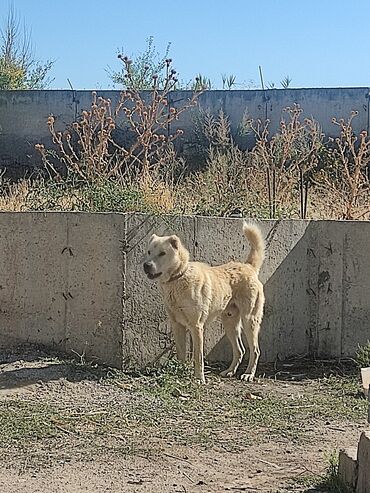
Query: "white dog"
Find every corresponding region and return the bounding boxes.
[143,222,265,384]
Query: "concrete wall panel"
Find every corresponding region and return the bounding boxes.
[341,222,370,357]
[0,213,67,346]
[65,213,125,367]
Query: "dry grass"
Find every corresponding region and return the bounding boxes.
[0,180,30,211]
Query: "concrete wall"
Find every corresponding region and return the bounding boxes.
[0,212,369,369]
[0,87,369,175]
[0,212,125,367]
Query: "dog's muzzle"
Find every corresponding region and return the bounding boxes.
[143,261,162,280]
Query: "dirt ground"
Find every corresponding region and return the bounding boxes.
[0,343,368,493]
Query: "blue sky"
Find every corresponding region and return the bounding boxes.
[1,0,370,90]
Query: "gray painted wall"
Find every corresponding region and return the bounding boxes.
[0,212,369,369]
[0,87,369,175]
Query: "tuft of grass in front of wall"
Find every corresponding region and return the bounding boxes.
[280,453,354,492]
[355,340,370,368]
[0,400,60,444]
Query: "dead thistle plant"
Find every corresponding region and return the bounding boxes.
[36,57,202,183]
[249,104,323,218]
[182,110,269,217]
[314,112,370,219]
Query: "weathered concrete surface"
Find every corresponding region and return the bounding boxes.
[64,213,124,366]
[361,367,370,397]
[0,213,369,368]
[339,447,358,491]
[0,88,369,175]
[0,213,66,346]
[0,212,124,367]
[339,433,370,493]
[357,432,370,493]
[0,90,124,176]
[171,87,370,151]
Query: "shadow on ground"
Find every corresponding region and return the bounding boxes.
[0,339,362,394]
[0,342,111,392]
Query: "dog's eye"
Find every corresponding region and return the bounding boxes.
[147,250,151,255]
[158,251,166,257]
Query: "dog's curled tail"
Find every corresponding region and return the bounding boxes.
[242,222,265,273]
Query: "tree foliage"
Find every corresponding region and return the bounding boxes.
[0,6,53,90]
[109,36,172,90]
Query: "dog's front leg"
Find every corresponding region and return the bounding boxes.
[189,324,205,384]
[171,321,187,362]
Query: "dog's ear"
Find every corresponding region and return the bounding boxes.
[169,235,180,250]
[149,233,158,243]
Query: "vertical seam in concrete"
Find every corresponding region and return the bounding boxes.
[315,222,320,356]
[192,216,197,258]
[367,87,370,135]
[312,221,319,356]
[305,220,311,355]
[73,90,79,121]
[63,214,70,352]
[121,213,128,367]
[340,227,346,358]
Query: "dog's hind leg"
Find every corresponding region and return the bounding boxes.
[220,308,245,378]
[240,317,260,382]
[240,289,264,382]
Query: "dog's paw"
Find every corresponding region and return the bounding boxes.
[195,376,206,385]
[196,378,206,385]
[220,369,235,378]
[240,373,254,382]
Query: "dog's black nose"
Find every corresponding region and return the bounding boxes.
[143,262,151,273]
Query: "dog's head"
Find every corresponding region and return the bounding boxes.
[143,233,189,282]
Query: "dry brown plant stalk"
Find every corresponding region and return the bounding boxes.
[36,57,202,183]
[249,104,323,218]
[315,111,370,219]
